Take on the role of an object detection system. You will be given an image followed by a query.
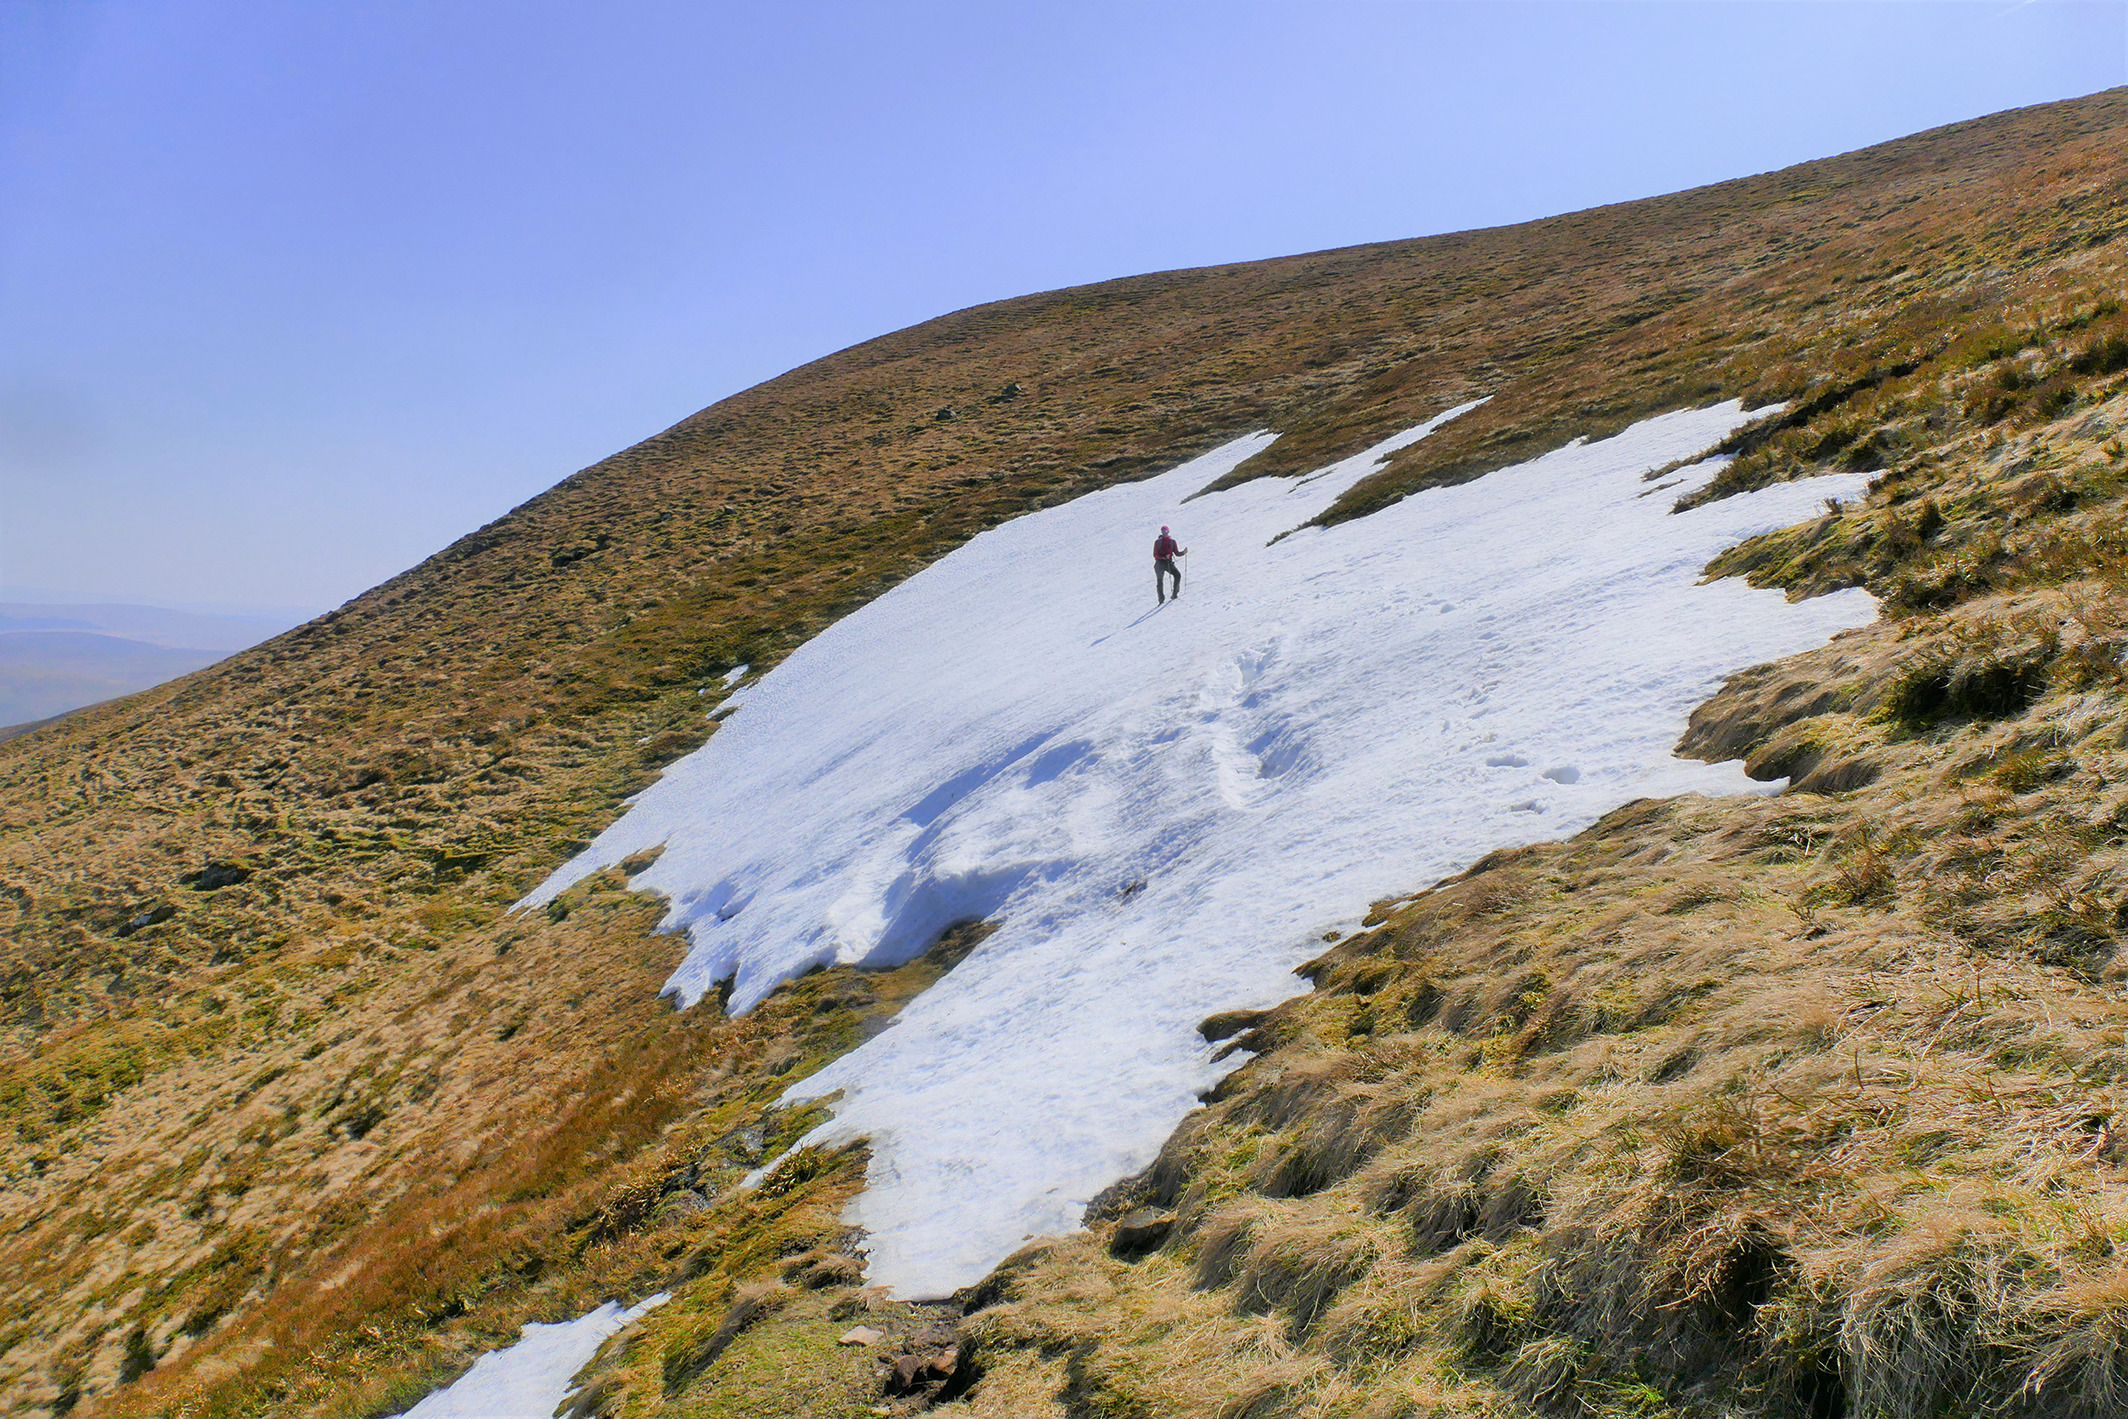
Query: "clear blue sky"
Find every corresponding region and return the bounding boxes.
[4,1,2124,614]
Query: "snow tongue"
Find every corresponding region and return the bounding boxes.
[523,398,1875,1297]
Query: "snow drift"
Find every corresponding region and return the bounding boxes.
[394,1294,667,1419]
[526,400,1875,1296]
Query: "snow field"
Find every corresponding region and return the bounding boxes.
[394,1293,667,1418]
[526,399,1876,1297]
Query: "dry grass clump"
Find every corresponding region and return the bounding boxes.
[1229,1217,1383,1342]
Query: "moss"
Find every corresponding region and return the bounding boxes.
[660,1297,878,1417]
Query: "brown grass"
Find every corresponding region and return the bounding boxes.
[6,88,2128,1419]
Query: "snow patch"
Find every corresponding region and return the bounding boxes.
[525,399,1874,1297]
[394,1293,667,1419]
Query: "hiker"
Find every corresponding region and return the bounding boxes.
[1154,525,1186,604]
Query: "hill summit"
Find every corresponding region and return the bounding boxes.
[5,88,2128,1419]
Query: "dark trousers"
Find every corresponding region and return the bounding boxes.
[1155,558,1181,601]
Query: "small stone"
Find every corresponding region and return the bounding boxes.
[117,902,175,937]
[839,1325,884,1346]
[184,861,252,892]
[653,1189,713,1222]
[884,1337,967,1395]
[1111,1207,1175,1254]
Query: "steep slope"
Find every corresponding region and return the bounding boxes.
[522,400,1876,1300]
[1,89,2125,1418]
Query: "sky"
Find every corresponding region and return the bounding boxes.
[2,1,2125,616]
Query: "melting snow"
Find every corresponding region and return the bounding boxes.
[394,1294,667,1419]
[526,400,1875,1297]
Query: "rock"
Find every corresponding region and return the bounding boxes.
[184,862,252,892]
[717,1122,766,1162]
[653,1189,713,1222]
[117,902,175,937]
[882,1328,976,1400]
[838,1325,883,1346]
[1111,1207,1175,1255]
[886,1345,961,1395]
[907,1322,959,1350]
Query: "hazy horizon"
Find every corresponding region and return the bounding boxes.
[0,583,322,621]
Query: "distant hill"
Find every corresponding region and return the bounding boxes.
[0,602,301,729]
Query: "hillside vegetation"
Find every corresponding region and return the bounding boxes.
[2,89,2127,1419]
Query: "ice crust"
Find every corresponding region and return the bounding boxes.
[525,400,1876,1297]
[394,1293,667,1418]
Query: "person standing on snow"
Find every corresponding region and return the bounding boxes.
[1154,525,1186,604]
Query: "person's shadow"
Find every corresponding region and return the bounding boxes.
[1090,601,1169,647]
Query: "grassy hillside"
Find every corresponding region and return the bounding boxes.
[1,88,2126,1418]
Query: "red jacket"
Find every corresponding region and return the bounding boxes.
[1153,534,1180,561]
